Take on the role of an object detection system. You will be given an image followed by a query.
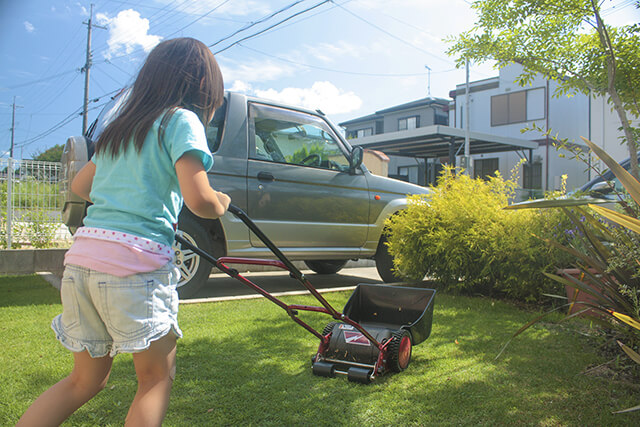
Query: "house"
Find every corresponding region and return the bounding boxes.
[340,97,450,185]
[448,63,628,195]
[342,63,631,199]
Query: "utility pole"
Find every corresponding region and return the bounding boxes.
[424,65,431,97]
[81,4,106,135]
[9,96,23,158]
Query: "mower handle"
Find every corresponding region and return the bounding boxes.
[226,204,304,280]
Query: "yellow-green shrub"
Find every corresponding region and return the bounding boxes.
[386,166,571,302]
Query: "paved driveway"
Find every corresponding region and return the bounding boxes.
[181,266,383,303]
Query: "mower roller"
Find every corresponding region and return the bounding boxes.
[175,204,435,383]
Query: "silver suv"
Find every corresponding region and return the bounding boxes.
[61,91,430,297]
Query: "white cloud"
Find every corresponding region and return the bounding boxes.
[77,2,88,16]
[228,80,252,93]
[254,81,362,115]
[24,21,35,33]
[219,59,297,83]
[97,10,162,60]
[305,41,363,63]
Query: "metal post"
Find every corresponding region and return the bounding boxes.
[462,59,472,175]
[82,5,94,135]
[6,157,13,249]
[10,97,16,158]
[425,65,431,97]
[82,4,106,135]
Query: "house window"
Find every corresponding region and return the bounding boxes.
[523,162,542,189]
[398,165,419,184]
[357,128,373,138]
[434,112,448,125]
[491,87,545,126]
[398,116,418,131]
[474,158,499,180]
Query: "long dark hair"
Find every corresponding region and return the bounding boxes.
[95,37,224,157]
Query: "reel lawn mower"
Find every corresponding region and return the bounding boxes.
[175,205,435,383]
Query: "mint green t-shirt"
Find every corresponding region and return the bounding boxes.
[84,108,213,247]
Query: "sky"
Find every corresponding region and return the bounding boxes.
[1,0,638,159]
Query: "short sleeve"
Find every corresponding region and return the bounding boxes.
[162,109,214,171]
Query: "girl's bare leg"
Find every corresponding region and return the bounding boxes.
[17,351,112,427]
[125,333,177,427]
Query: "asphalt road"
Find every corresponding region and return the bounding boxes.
[180,266,384,303]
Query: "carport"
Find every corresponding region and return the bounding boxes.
[352,124,539,184]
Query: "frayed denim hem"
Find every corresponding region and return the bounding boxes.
[51,315,182,358]
[109,323,182,357]
[51,316,111,358]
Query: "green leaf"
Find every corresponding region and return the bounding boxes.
[612,403,640,414]
[617,340,640,364]
[505,197,610,210]
[589,204,640,234]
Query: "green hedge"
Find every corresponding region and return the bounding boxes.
[386,166,572,302]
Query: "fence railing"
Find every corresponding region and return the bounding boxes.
[1,158,72,249]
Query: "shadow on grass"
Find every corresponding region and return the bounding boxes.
[0,274,60,307]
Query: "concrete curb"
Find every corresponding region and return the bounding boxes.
[21,258,375,292]
[179,285,358,305]
[0,249,375,278]
[0,249,66,277]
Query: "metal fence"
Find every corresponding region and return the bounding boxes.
[1,158,72,249]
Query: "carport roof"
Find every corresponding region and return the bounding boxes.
[352,125,538,158]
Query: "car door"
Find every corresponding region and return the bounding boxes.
[246,102,369,249]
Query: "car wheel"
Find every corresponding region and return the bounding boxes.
[304,260,348,274]
[374,234,407,283]
[174,215,216,298]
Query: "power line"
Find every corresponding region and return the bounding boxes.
[208,0,308,49]
[330,1,453,66]
[5,69,79,90]
[237,43,439,77]
[213,0,333,54]
[166,0,234,37]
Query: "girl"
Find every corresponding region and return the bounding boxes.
[17,37,230,427]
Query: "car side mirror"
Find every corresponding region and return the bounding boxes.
[350,146,363,173]
[589,180,614,196]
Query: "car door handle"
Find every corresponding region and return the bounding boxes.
[257,171,275,182]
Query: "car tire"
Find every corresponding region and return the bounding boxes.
[304,260,348,274]
[174,215,216,299]
[374,233,408,283]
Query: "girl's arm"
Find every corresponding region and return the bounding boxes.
[71,161,96,202]
[175,152,230,219]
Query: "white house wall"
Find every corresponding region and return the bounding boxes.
[456,63,628,193]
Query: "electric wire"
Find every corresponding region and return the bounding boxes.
[208,0,307,49]
[237,43,446,77]
[213,0,332,54]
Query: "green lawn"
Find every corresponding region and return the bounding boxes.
[1,274,639,426]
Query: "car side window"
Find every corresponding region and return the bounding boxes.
[206,97,227,153]
[249,103,350,172]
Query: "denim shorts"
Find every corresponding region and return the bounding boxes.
[51,264,183,358]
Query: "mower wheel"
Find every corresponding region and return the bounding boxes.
[388,329,412,372]
[347,367,372,384]
[312,361,336,378]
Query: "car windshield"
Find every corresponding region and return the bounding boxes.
[91,88,131,140]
